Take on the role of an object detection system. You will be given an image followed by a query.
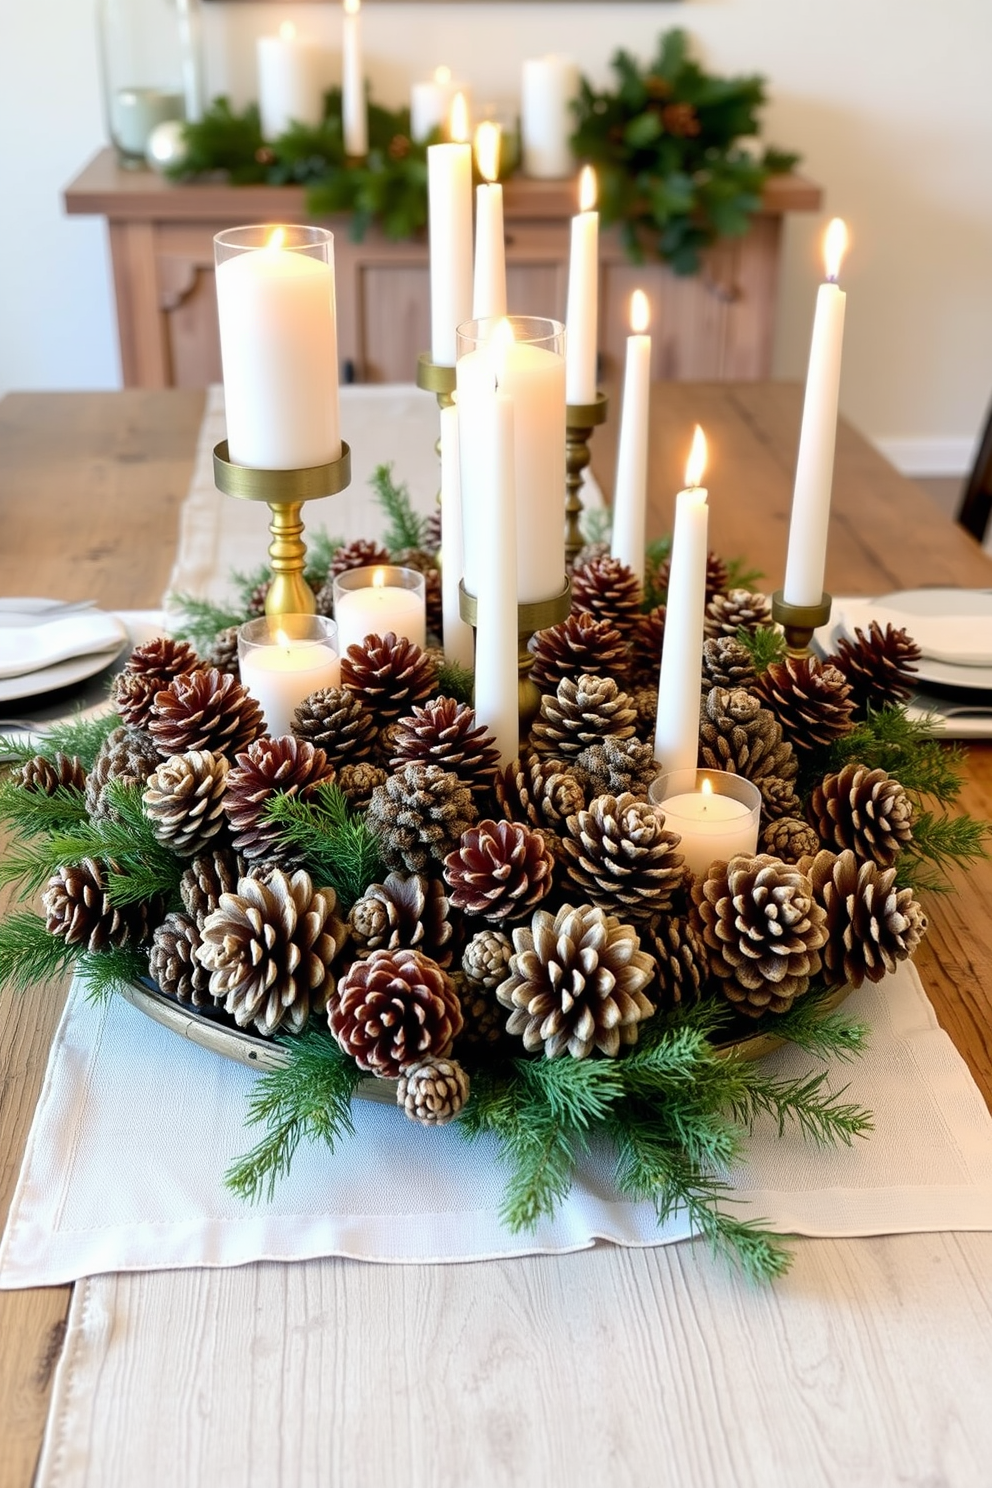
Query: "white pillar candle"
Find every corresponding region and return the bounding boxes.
[457,317,566,605]
[333,566,427,656]
[564,166,599,405]
[238,617,341,740]
[257,23,323,141]
[341,0,368,158]
[649,771,761,880]
[783,218,848,607]
[215,226,340,471]
[411,65,460,143]
[653,426,709,772]
[611,289,652,582]
[427,102,473,367]
[472,384,519,766]
[520,56,579,179]
[472,122,506,320]
[440,401,475,669]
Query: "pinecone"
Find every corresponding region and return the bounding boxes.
[652,550,731,603]
[199,625,240,677]
[224,736,336,864]
[562,792,685,922]
[147,668,265,758]
[336,761,388,810]
[180,848,243,922]
[532,674,637,759]
[570,556,642,630]
[632,684,659,735]
[366,763,479,873]
[85,725,162,821]
[691,853,827,1016]
[644,914,710,1010]
[142,750,230,856]
[291,686,377,765]
[704,589,774,640]
[810,763,914,868]
[245,580,271,618]
[755,657,856,753]
[494,755,585,833]
[698,688,801,820]
[761,817,822,864]
[348,871,454,967]
[496,902,656,1059]
[701,636,757,691]
[112,637,201,727]
[392,549,443,639]
[456,979,507,1049]
[422,510,442,555]
[197,869,347,1035]
[462,928,513,988]
[18,752,86,795]
[341,632,438,723]
[43,857,156,950]
[627,607,666,686]
[389,697,501,795]
[528,612,630,693]
[571,539,611,571]
[329,947,463,1077]
[571,736,659,803]
[827,621,922,717]
[443,819,555,922]
[803,848,926,988]
[397,1057,470,1124]
[148,911,212,1007]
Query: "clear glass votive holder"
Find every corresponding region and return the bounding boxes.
[649,768,762,881]
[332,565,427,657]
[237,614,340,740]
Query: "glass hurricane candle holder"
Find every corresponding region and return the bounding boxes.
[237,614,341,739]
[332,566,427,657]
[649,768,762,881]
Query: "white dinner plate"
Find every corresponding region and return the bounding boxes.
[0,599,129,704]
[824,589,992,691]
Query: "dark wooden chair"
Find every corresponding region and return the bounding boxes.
[957,398,992,542]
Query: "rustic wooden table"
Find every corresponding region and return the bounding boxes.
[2,385,992,1488]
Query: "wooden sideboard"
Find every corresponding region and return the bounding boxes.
[64,149,821,389]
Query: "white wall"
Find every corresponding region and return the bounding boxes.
[1,0,990,473]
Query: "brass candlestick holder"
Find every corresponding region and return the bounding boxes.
[771,589,833,657]
[213,441,352,618]
[565,393,609,564]
[416,353,458,503]
[459,577,572,738]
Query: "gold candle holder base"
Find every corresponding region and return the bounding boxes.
[565,393,610,565]
[459,577,572,738]
[213,441,352,619]
[771,589,833,657]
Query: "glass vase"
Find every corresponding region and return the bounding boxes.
[96,0,204,167]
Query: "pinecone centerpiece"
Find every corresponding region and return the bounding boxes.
[329,947,463,1077]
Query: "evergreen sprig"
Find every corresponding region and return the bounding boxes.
[168,592,247,651]
[738,624,787,673]
[77,946,152,1003]
[0,712,120,774]
[434,659,475,707]
[828,706,966,805]
[897,810,991,894]
[0,910,79,995]
[0,780,89,837]
[264,782,384,908]
[370,463,429,554]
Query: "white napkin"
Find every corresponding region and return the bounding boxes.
[0,612,127,679]
[835,598,992,666]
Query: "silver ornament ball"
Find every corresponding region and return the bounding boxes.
[146,119,187,173]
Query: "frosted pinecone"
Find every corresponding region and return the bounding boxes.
[704,589,773,640]
[532,674,637,759]
[561,792,685,922]
[571,736,658,802]
[291,686,377,765]
[803,848,927,988]
[348,871,454,967]
[528,612,630,692]
[142,750,230,857]
[85,725,162,822]
[366,763,479,874]
[397,1057,470,1124]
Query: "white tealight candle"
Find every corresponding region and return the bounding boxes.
[565,166,599,406]
[333,566,427,656]
[341,0,368,158]
[238,617,341,739]
[611,288,652,581]
[649,770,761,880]
[428,94,473,367]
[653,425,709,772]
[257,22,324,141]
[472,122,507,320]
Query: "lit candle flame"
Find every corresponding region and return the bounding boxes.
[630,289,650,334]
[372,568,386,589]
[824,217,847,282]
[279,20,296,40]
[685,425,707,489]
[475,121,501,184]
[265,226,286,252]
[449,91,469,143]
[701,777,713,796]
[344,0,361,16]
[275,627,292,650]
[491,317,516,350]
[434,64,452,86]
[578,165,597,213]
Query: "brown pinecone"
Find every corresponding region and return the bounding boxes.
[43,857,156,950]
[810,763,914,868]
[570,556,642,630]
[329,947,463,1077]
[366,763,479,873]
[632,684,659,735]
[85,725,162,821]
[562,792,685,922]
[348,871,454,967]
[422,510,442,555]
[112,637,201,727]
[827,621,922,717]
[755,657,856,753]
[691,853,827,1016]
[494,755,585,833]
[462,928,513,988]
[143,750,230,856]
[497,902,656,1059]
[702,636,758,691]
[704,589,774,640]
[245,580,271,619]
[392,549,443,639]
[341,632,438,723]
[528,612,630,693]
[457,979,507,1049]
[336,761,388,810]
[389,697,501,795]
[311,540,391,613]
[148,668,265,758]
[111,672,162,729]
[199,625,241,678]
[180,848,243,922]
[532,674,637,760]
[652,550,731,603]
[762,816,822,864]
[197,869,347,1035]
[291,686,377,765]
[149,911,213,1007]
[627,606,667,686]
[644,914,710,1010]
[571,539,611,571]
[571,736,658,803]
[18,752,87,795]
[443,819,555,922]
[224,736,336,864]
[803,848,927,987]
[397,1056,470,1124]
[698,688,801,820]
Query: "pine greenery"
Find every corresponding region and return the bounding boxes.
[264,782,384,908]
[168,592,246,650]
[738,624,787,673]
[434,659,475,707]
[0,910,79,994]
[370,463,430,554]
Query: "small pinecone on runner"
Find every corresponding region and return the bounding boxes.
[389,697,501,796]
[762,816,822,865]
[148,668,265,758]
[197,869,347,1035]
[180,847,243,922]
[43,856,156,950]
[810,763,914,867]
[802,848,927,987]
[827,621,922,717]
[627,607,667,686]
[494,755,585,833]
[528,612,630,692]
[291,686,377,765]
[397,1057,470,1124]
[562,792,685,922]
[329,947,463,1077]
[755,657,856,753]
[644,913,710,1011]
[199,625,240,678]
[691,853,827,1016]
[112,637,200,726]
[85,725,162,821]
[571,736,658,802]
[532,674,637,759]
[704,589,774,640]
[148,911,212,1007]
[143,750,230,856]
[462,927,513,989]
[224,736,336,864]
[312,539,391,613]
[497,902,656,1060]
[652,550,731,604]
[570,555,642,630]
[701,636,757,691]
[698,688,801,819]
[348,871,454,967]
[366,763,479,873]
[443,819,555,922]
[18,752,87,795]
[336,760,387,809]
[341,632,438,723]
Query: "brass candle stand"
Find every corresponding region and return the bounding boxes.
[565,392,609,564]
[213,441,352,618]
[459,577,572,738]
[771,589,833,658]
[416,353,458,502]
